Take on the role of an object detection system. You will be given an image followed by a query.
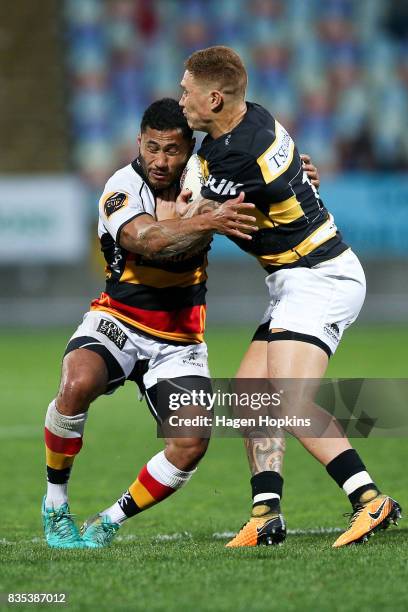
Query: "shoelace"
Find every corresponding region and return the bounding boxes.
[236,516,264,533]
[91,521,118,545]
[343,504,364,527]
[47,508,79,540]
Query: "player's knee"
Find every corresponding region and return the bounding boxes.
[57,350,108,414]
[166,437,209,470]
[57,374,99,415]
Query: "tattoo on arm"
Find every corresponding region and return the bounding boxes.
[125,194,242,258]
[181,197,221,218]
[244,434,286,476]
[136,222,212,258]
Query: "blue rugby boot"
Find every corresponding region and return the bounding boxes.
[42,496,85,549]
[81,514,120,548]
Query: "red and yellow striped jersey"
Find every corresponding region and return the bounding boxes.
[91,159,208,344]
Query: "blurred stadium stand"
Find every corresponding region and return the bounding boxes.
[0,0,407,327]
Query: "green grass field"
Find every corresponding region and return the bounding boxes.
[1,325,407,611]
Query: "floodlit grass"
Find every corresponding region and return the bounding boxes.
[0,325,407,611]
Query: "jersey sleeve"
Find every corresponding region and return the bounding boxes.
[99,174,154,242]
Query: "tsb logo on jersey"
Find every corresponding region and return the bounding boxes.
[205,175,244,196]
[257,121,295,184]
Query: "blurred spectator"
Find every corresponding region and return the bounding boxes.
[211,0,247,46]
[252,43,297,131]
[297,87,337,173]
[384,3,408,41]
[178,19,211,56]
[134,0,158,39]
[63,0,408,191]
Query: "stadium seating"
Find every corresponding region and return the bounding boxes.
[64,0,408,187]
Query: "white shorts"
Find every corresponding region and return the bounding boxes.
[259,249,366,355]
[66,311,210,392]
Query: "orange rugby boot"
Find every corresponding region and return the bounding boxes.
[226,504,286,548]
[332,494,401,548]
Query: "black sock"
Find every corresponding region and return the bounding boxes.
[326,449,380,508]
[251,471,283,514]
[46,466,71,484]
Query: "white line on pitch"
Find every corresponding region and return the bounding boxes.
[212,528,343,539]
[0,529,344,546]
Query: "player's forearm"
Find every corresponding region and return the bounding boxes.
[120,215,213,258]
[181,196,221,219]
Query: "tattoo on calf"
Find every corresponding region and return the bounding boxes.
[244,434,286,476]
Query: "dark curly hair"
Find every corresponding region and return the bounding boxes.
[141,98,193,141]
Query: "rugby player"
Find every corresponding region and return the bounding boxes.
[179,46,401,548]
[42,98,258,549]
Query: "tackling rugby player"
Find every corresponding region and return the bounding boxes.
[179,46,401,548]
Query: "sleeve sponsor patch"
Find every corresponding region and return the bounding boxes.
[96,318,128,350]
[257,120,295,184]
[103,192,128,218]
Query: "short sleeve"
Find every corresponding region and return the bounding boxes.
[99,170,154,242]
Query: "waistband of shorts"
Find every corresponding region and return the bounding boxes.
[88,310,204,347]
[263,238,349,274]
[119,318,205,346]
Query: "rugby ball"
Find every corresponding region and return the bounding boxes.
[180,154,205,202]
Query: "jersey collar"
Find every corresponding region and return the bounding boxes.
[200,102,255,148]
[131,157,149,184]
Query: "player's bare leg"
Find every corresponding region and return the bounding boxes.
[81,382,211,549]
[45,349,108,505]
[236,341,284,477]
[44,350,210,548]
[267,336,351,463]
[57,350,108,415]
[228,334,401,548]
[81,431,209,548]
[266,334,401,547]
[226,341,286,547]
[165,436,208,471]
[43,349,108,548]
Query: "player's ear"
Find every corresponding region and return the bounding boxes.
[210,90,223,111]
[137,133,142,149]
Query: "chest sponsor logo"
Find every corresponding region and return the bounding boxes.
[103,192,128,218]
[205,175,244,196]
[97,318,128,349]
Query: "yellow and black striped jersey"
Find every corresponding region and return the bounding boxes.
[198,102,348,272]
